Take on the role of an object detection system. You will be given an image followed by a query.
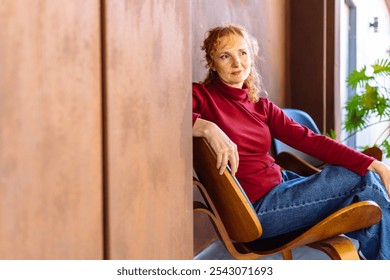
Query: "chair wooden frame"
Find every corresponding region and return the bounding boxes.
[193,137,382,260]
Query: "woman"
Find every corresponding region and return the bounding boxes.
[192,23,390,260]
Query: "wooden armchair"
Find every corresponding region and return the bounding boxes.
[193,137,382,260]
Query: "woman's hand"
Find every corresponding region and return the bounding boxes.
[193,118,239,176]
[368,160,390,195]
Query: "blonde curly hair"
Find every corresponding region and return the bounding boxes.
[201,23,266,102]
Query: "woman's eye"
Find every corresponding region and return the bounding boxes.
[220,54,229,60]
[241,51,247,55]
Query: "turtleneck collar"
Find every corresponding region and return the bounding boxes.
[213,77,249,101]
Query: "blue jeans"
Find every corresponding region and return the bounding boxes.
[252,165,390,260]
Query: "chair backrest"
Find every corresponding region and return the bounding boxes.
[193,137,262,243]
[272,108,324,167]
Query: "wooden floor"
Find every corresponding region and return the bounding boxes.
[194,238,360,260]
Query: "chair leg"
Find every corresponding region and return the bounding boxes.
[282,250,293,260]
[309,236,360,260]
[194,201,263,260]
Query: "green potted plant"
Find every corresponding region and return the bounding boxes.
[343,58,390,158]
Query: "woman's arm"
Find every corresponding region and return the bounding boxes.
[193,118,239,176]
[266,100,374,176]
[368,161,390,195]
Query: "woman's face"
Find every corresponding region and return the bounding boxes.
[211,35,251,89]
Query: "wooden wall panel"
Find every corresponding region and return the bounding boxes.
[289,0,340,133]
[104,0,193,259]
[191,0,288,256]
[289,0,326,132]
[0,0,103,259]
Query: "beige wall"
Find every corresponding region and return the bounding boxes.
[104,0,193,260]
[0,0,193,260]
[0,0,103,259]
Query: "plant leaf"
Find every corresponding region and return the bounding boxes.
[347,66,374,89]
[325,129,337,140]
[361,85,378,109]
[372,58,390,76]
[381,139,390,158]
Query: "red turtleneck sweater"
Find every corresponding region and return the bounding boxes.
[193,78,375,202]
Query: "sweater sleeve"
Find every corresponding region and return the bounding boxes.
[192,113,201,126]
[192,83,204,127]
[264,99,375,176]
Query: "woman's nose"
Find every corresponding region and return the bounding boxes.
[232,57,240,67]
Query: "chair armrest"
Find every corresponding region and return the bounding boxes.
[362,146,383,161]
[275,151,321,176]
